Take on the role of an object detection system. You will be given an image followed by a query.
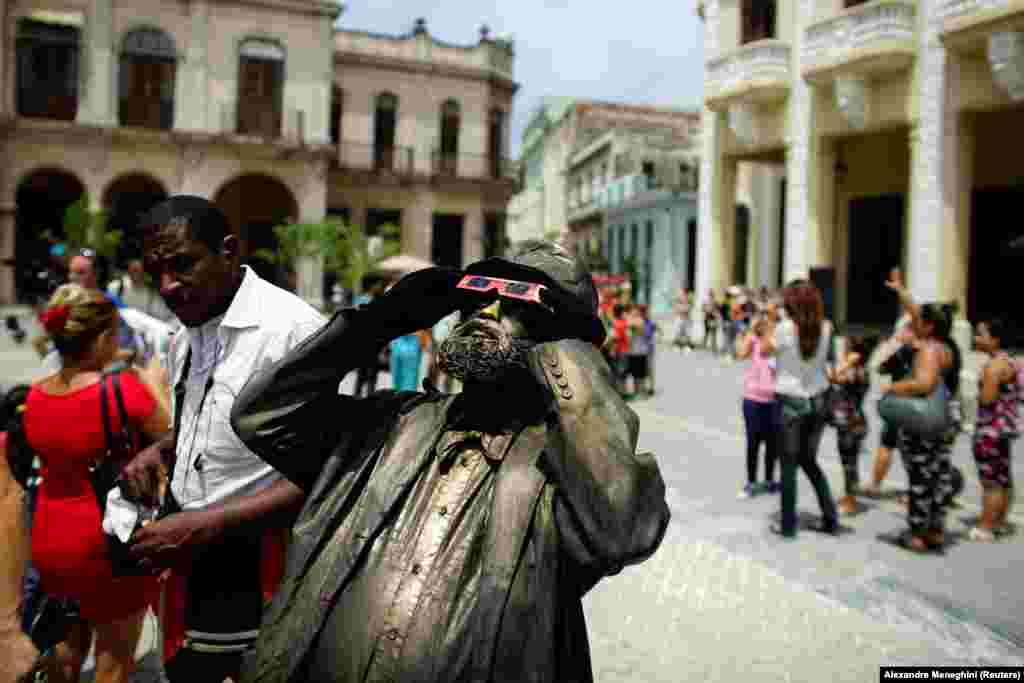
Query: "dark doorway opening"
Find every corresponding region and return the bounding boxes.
[970,187,1024,347]
[733,205,750,285]
[846,194,905,326]
[15,169,85,302]
[214,174,297,287]
[686,218,697,293]
[431,214,464,268]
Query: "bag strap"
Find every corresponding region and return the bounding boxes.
[100,370,132,458]
[99,374,114,455]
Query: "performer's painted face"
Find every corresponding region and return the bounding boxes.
[437,297,541,384]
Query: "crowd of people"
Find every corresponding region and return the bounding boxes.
[0,195,1018,683]
[690,270,1020,552]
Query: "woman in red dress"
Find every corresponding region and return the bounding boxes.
[24,284,170,683]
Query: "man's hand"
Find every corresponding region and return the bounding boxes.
[365,268,468,339]
[0,627,39,683]
[119,438,172,507]
[129,509,224,574]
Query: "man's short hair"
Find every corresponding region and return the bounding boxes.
[140,195,232,253]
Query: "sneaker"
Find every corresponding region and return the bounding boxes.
[765,481,781,494]
[738,483,757,499]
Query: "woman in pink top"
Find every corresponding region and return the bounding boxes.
[736,305,780,498]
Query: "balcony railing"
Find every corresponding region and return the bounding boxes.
[431,150,519,182]
[336,141,415,175]
[940,0,1010,23]
[802,0,917,78]
[705,40,792,108]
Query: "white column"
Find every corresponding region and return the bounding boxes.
[462,207,484,267]
[296,161,327,310]
[905,0,946,304]
[758,166,782,289]
[78,0,116,126]
[696,107,734,304]
[175,0,210,132]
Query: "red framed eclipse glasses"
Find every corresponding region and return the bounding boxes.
[457,274,548,307]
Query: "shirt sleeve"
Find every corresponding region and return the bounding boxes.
[118,370,158,424]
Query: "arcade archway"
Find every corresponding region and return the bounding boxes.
[103,173,168,263]
[214,173,297,286]
[15,168,85,301]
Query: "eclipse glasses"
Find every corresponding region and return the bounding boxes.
[456,275,548,308]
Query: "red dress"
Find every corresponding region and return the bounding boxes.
[25,372,160,622]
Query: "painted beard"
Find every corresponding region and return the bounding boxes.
[437,319,534,384]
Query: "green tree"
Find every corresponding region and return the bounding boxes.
[331,222,401,296]
[44,195,123,263]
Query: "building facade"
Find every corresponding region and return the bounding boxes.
[0,4,517,306]
[698,0,1024,337]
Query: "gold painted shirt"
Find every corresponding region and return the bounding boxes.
[307,429,517,682]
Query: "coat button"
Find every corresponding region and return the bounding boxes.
[551,368,564,378]
[561,390,573,400]
[556,378,569,388]
[412,564,422,575]
[439,506,448,516]
[387,629,399,640]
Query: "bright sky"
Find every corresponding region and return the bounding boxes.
[337,1,706,157]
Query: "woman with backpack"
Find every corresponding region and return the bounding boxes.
[968,318,1020,541]
[881,277,962,554]
[22,285,170,683]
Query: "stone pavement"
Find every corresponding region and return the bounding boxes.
[2,314,1022,681]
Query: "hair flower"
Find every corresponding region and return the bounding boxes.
[39,304,71,334]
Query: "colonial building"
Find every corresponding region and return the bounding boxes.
[0,3,517,306]
[697,0,1024,338]
[506,99,702,315]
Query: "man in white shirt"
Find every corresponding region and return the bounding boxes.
[120,196,325,683]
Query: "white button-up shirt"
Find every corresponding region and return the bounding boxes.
[168,266,325,510]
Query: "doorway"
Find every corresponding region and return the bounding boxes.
[431,213,464,268]
[970,187,1024,346]
[846,194,905,326]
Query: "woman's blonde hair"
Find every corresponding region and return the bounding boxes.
[38,284,118,358]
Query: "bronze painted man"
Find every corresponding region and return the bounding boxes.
[231,241,670,683]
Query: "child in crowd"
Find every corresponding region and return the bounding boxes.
[610,304,631,396]
[736,312,779,498]
[827,334,880,516]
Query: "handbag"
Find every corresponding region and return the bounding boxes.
[877,381,951,440]
[88,370,148,577]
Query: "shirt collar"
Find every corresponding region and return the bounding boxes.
[436,429,516,464]
[220,266,263,330]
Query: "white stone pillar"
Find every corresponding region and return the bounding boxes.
[78,0,116,127]
[905,1,945,304]
[403,189,433,262]
[0,204,15,305]
[462,207,483,267]
[296,161,327,310]
[175,0,210,132]
[757,166,782,289]
[696,107,735,304]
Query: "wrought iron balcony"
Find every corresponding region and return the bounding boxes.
[802,0,917,82]
[431,149,519,182]
[335,141,415,175]
[705,40,792,110]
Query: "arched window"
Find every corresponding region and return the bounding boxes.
[16,17,81,120]
[488,108,506,179]
[237,39,284,139]
[373,92,398,170]
[437,99,461,176]
[119,27,176,129]
[741,0,776,44]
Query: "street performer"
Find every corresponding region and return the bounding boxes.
[231,240,670,683]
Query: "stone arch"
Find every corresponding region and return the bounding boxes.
[14,167,86,301]
[213,173,298,286]
[102,172,169,262]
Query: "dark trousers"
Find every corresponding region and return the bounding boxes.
[21,484,43,634]
[778,395,837,535]
[742,399,779,485]
[165,648,244,683]
[837,429,865,497]
[901,443,954,536]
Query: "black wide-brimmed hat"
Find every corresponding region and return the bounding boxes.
[465,240,605,346]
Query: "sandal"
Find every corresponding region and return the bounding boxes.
[888,530,941,555]
[769,522,796,539]
[968,526,996,542]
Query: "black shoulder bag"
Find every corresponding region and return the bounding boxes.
[89,370,148,576]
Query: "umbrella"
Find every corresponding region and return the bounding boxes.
[375,254,436,275]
